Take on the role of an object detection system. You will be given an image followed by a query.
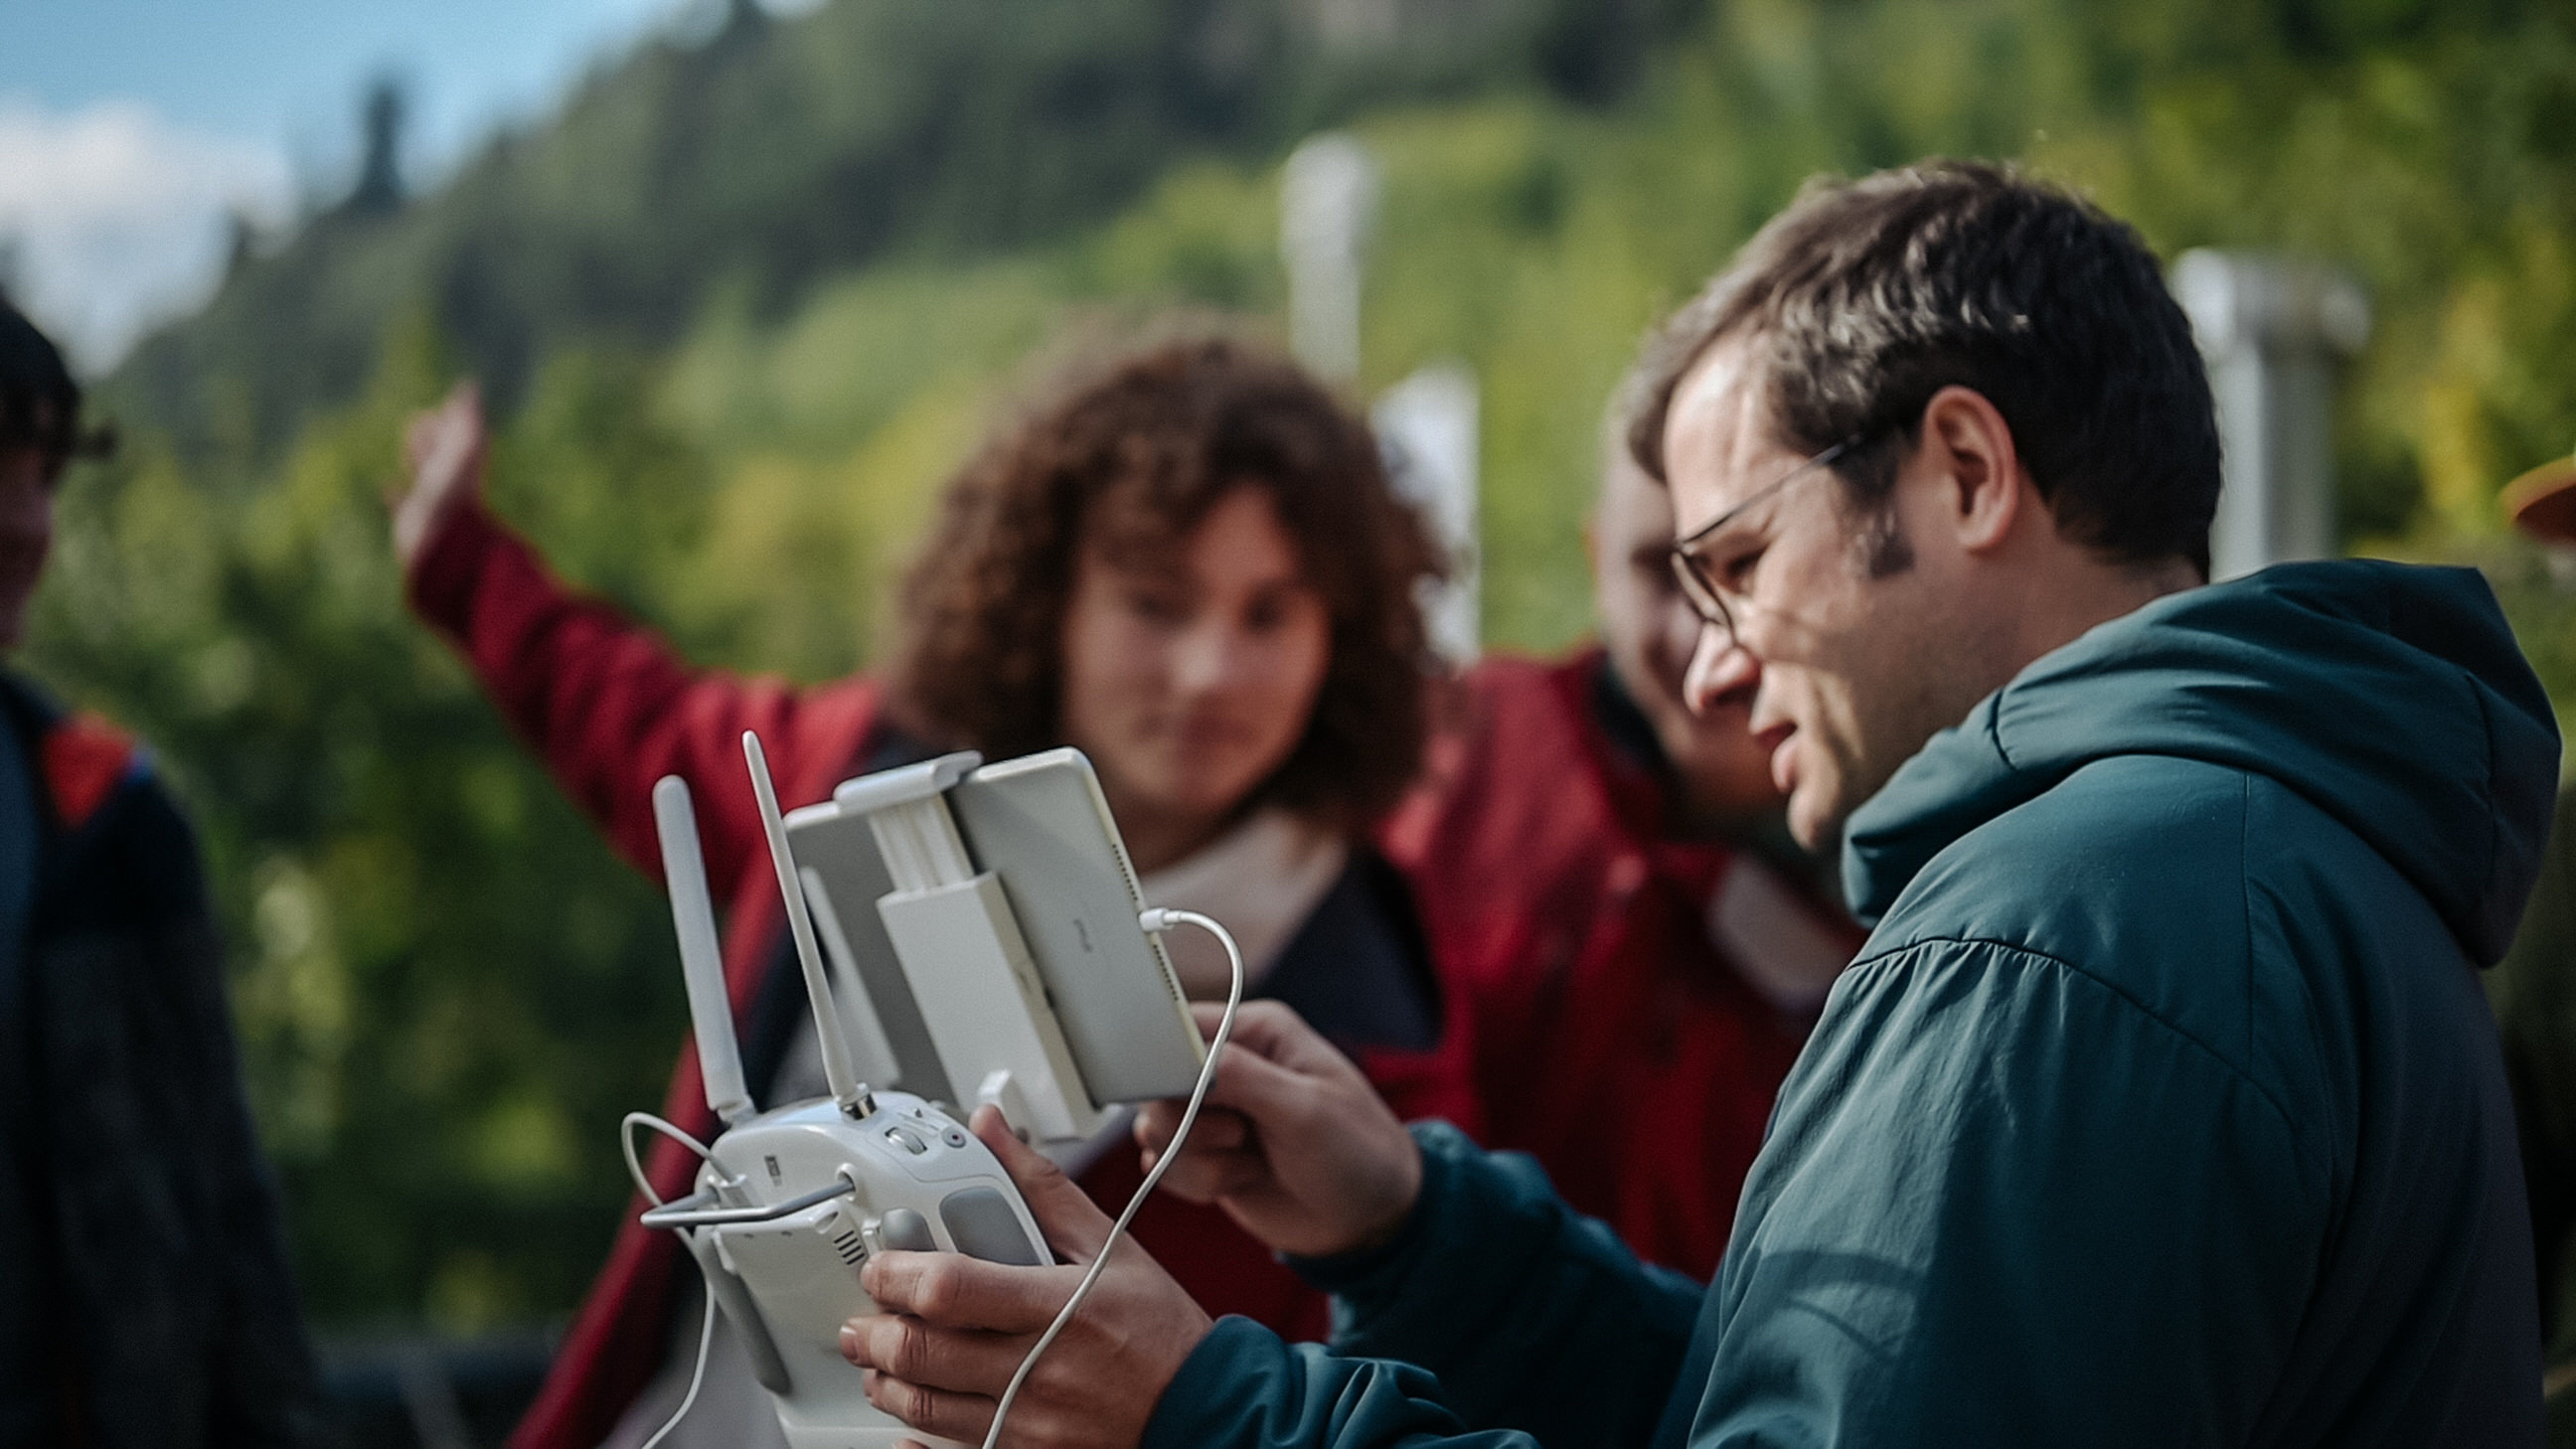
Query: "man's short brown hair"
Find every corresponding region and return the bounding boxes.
[1628,160,2220,577]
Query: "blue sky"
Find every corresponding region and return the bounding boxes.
[0,0,748,369]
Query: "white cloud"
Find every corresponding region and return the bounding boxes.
[0,95,294,374]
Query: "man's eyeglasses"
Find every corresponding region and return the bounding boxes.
[1668,436,1857,651]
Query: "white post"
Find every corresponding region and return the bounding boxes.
[1280,133,1379,384]
[1282,132,1478,660]
[1373,364,1481,663]
[2171,250,2371,579]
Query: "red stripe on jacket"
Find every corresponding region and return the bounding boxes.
[42,714,140,832]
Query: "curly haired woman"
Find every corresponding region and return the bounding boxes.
[393,336,1449,1449]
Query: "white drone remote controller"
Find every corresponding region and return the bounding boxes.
[637,734,1047,1449]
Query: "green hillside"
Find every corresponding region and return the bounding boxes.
[39,0,2576,1330]
[105,0,1687,468]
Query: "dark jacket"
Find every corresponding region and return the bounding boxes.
[0,676,328,1447]
[1141,560,2557,1448]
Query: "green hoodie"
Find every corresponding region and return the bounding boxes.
[1141,560,2557,1448]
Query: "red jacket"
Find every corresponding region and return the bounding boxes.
[1379,652,1859,1280]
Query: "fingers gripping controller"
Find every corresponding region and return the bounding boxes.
[636,1093,1051,1447]
[634,750,1051,1449]
[976,906,1244,1449]
[632,744,1239,1449]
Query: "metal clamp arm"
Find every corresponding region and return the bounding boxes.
[639,1171,858,1230]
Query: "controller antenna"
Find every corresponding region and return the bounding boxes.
[743,731,874,1120]
[653,776,754,1126]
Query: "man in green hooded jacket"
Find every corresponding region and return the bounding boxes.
[830,161,2556,1447]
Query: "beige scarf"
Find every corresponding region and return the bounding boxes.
[1137,806,1349,1000]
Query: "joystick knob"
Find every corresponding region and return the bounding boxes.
[880,1208,936,1253]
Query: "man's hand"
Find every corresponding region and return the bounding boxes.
[393,381,487,570]
[1135,1001,1422,1260]
[841,1106,1212,1449]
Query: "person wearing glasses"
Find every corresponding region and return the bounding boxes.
[835,161,2552,1447]
[1373,402,1861,1287]
[0,299,330,1446]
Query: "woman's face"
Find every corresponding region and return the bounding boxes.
[1058,485,1333,869]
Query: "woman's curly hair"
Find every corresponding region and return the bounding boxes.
[885,336,1445,833]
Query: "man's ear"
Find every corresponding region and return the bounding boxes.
[1919,385,2026,556]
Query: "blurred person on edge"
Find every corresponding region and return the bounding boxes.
[832,161,2554,1448]
[2494,439,2576,1443]
[0,300,330,1444]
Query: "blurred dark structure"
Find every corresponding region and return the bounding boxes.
[341,80,410,221]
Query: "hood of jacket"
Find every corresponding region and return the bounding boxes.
[1843,559,2560,965]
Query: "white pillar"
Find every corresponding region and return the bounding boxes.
[1282,132,1478,660]
[2171,250,2371,579]
[1280,133,1378,384]
[1373,364,1481,663]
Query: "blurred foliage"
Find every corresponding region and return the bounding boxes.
[105,0,1694,470]
[28,0,2576,1328]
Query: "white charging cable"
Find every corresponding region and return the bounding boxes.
[639,1293,719,1449]
[622,1110,716,1208]
[620,1111,723,1447]
[979,907,1244,1449]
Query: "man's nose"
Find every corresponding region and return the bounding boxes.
[1683,624,1760,715]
